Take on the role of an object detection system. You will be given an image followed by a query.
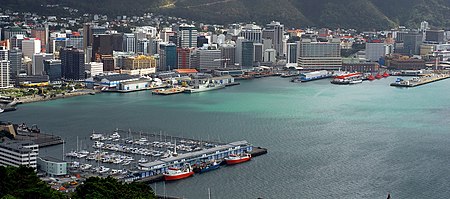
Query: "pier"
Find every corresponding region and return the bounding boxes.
[390,73,450,87]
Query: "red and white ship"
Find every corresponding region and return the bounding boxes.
[163,164,194,181]
[334,72,362,80]
[225,154,252,165]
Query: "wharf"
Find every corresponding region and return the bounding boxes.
[15,131,64,147]
[390,73,450,87]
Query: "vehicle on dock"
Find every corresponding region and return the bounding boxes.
[163,164,194,181]
[225,154,252,165]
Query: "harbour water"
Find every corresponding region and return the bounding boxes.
[3,76,450,198]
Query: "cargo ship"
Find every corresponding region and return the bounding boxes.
[297,70,332,82]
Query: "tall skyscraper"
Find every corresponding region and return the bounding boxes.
[137,39,150,55]
[241,41,254,68]
[265,21,284,56]
[159,43,177,71]
[22,38,41,58]
[178,24,198,48]
[0,47,11,88]
[60,47,85,80]
[8,48,23,83]
[235,37,245,66]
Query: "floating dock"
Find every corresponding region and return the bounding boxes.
[390,73,450,87]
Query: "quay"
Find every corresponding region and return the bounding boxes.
[0,122,63,147]
[390,73,450,87]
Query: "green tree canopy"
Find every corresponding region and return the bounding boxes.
[72,177,156,199]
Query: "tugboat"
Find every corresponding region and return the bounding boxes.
[163,164,194,181]
[225,154,252,165]
[193,161,221,173]
[382,71,390,78]
[375,73,382,79]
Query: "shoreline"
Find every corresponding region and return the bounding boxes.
[18,89,98,104]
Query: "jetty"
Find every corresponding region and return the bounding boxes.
[390,73,450,87]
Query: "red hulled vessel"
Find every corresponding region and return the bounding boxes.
[163,165,194,181]
[225,154,252,165]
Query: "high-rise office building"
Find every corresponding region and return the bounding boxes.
[235,37,245,66]
[8,48,23,83]
[253,43,264,63]
[178,24,198,48]
[101,55,115,72]
[265,21,284,56]
[159,43,177,71]
[240,24,262,43]
[122,33,136,53]
[286,43,298,64]
[426,30,445,44]
[22,38,41,58]
[31,28,47,52]
[66,33,83,49]
[137,39,150,55]
[60,47,85,80]
[43,59,62,81]
[3,27,27,40]
[241,41,254,68]
[298,39,342,70]
[219,45,236,68]
[404,32,423,55]
[199,48,221,70]
[365,43,394,62]
[92,34,113,61]
[32,53,53,75]
[263,49,276,63]
[10,34,25,50]
[177,48,192,69]
[0,47,11,88]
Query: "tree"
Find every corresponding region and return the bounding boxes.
[0,166,65,199]
[72,177,156,199]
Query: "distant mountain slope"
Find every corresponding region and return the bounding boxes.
[1,0,449,29]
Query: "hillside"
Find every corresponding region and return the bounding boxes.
[1,0,449,30]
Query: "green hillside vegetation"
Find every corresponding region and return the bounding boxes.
[1,0,449,29]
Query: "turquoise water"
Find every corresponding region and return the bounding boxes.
[3,77,450,198]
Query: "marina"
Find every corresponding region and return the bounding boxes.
[62,129,265,183]
[390,73,450,87]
